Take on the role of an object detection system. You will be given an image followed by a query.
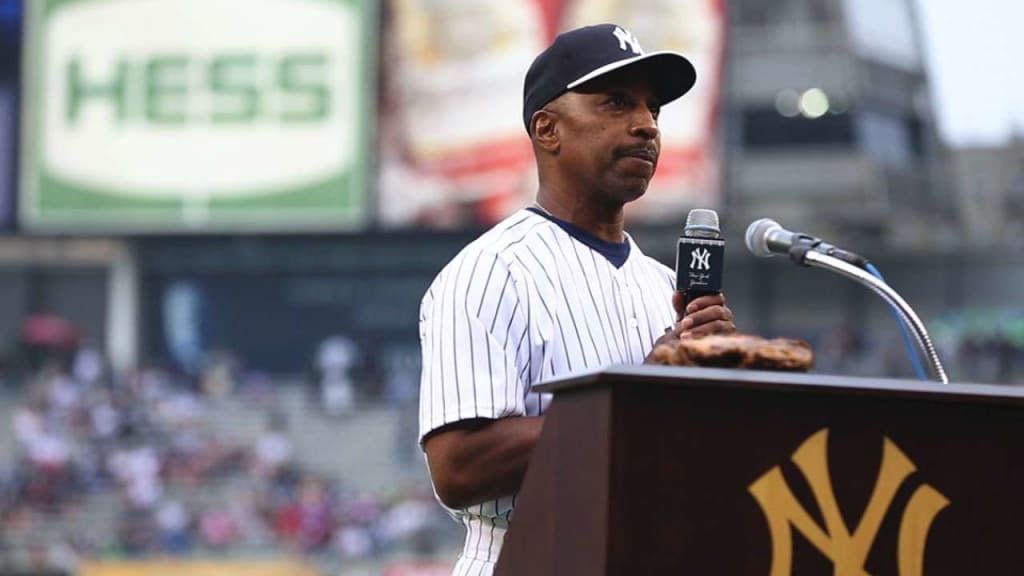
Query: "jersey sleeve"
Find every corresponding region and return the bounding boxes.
[418,247,531,444]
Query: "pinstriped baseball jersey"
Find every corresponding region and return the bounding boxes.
[418,207,676,575]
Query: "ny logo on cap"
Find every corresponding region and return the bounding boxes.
[613,26,643,55]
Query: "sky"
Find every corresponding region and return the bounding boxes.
[915,0,1024,146]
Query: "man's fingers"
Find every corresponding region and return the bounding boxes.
[680,304,733,331]
[683,319,737,339]
[684,293,727,316]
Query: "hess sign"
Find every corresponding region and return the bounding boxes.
[21,0,373,232]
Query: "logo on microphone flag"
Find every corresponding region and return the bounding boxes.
[690,247,711,270]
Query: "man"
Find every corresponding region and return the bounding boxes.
[418,23,735,575]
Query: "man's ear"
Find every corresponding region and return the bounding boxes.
[531,110,560,154]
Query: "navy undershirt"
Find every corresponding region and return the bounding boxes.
[526,207,631,268]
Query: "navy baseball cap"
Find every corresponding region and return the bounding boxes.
[523,23,697,134]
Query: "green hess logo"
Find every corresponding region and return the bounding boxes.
[24,0,372,230]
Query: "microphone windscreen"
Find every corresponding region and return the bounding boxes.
[685,209,720,233]
[745,218,781,258]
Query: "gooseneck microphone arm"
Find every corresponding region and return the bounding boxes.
[802,250,949,384]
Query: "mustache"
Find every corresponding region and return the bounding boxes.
[614,144,659,162]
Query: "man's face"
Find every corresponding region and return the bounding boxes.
[547,67,662,205]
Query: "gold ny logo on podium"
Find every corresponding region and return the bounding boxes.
[749,429,949,576]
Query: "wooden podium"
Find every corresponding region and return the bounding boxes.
[493,366,1024,575]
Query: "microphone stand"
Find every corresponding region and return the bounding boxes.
[799,249,949,384]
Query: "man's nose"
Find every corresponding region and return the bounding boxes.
[630,109,659,140]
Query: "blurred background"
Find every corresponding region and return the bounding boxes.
[0,0,1022,574]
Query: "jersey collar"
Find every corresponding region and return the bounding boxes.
[526,207,631,268]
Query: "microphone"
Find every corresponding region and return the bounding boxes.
[676,209,725,310]
[744,218,868,267]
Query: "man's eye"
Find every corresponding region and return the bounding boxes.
[650,106,661,119]
[608,94,629,108]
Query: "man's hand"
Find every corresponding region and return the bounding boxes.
[645,293,735,364]
[674,292,736,338]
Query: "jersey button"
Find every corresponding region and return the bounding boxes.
[628,317,639,329]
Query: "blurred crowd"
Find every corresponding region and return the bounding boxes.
[0,343,447,573]
[813,331,1021,385]
[806,305,1024,381]
[932,310,1024,385]
[3,307,1022,572]
[795,310,1024,385]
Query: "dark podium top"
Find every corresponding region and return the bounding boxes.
[495,366,1024,575]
